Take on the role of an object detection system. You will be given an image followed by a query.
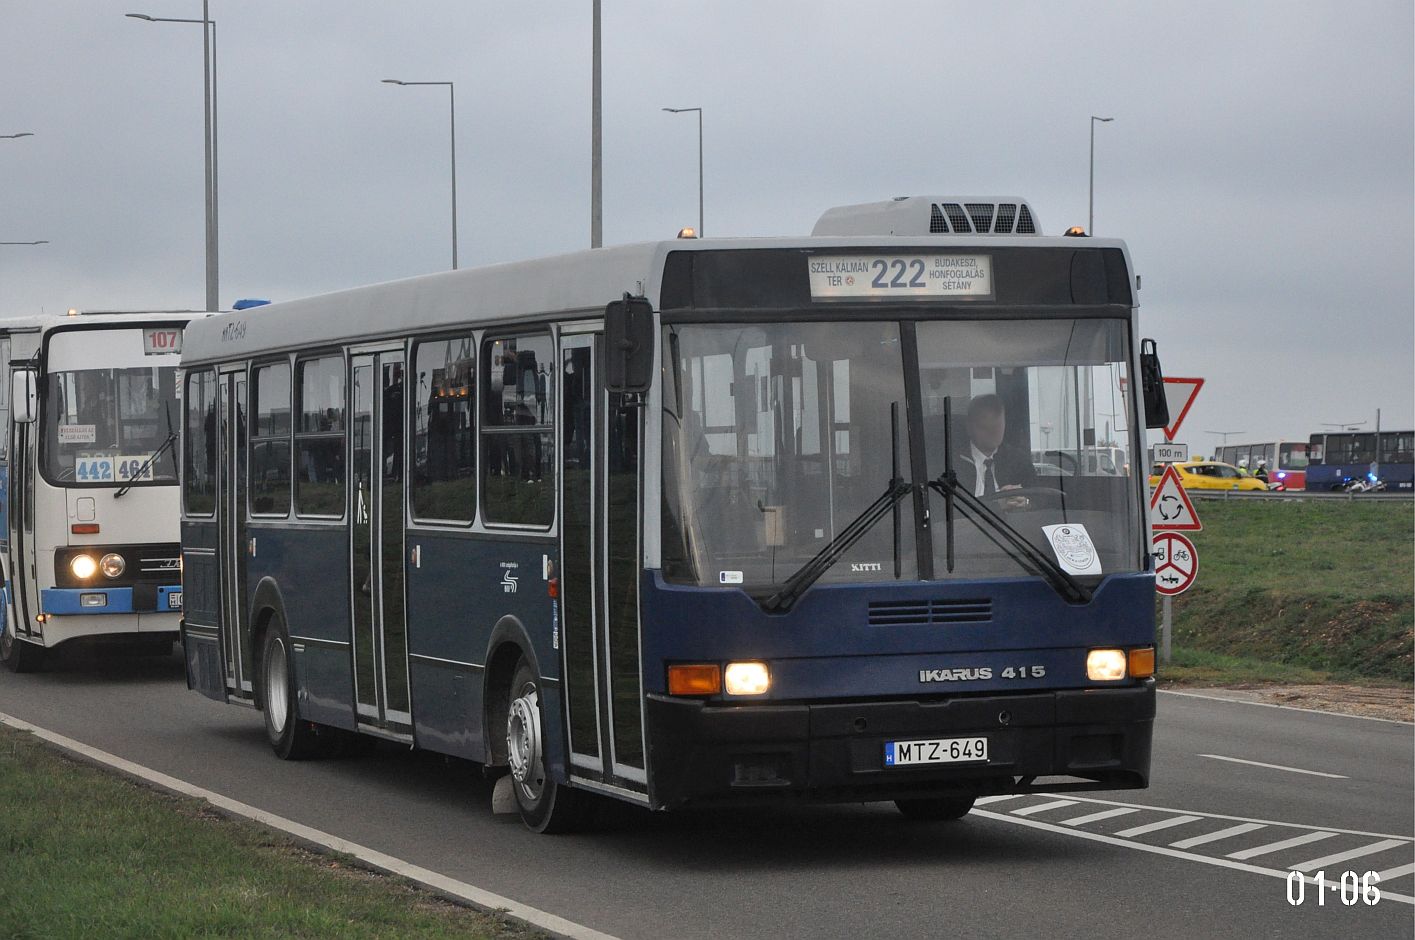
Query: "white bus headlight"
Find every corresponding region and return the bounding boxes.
[70,554,98,580]
[100,553,126,579]
[1086,648,1127,681]
[724,661,771,696]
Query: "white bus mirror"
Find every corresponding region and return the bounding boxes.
[11,369,37,424]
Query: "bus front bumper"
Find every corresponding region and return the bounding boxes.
[644,681,1154,809]
[40,585,183,615]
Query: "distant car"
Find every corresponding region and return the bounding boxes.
[1149,460,1269,492]
[1032,461,1073,477]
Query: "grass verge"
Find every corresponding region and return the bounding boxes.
[1160,497,1413,684]
[0,724,541,940]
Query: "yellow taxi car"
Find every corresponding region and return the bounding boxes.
[1149,460,1269,491]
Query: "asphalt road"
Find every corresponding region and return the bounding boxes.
[2,645,1411,940]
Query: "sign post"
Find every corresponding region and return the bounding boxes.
[1151,465,1202,665]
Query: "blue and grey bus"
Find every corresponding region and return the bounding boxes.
[1306,431,1414,491]
[1,312,198,671]
[180,196,1169,831]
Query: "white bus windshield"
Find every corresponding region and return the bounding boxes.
[42,328,182,486]
[660,317,1142,591]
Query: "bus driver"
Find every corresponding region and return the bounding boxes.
[958,393,1036,497]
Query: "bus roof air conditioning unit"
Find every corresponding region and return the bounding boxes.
[811,196,1041,237]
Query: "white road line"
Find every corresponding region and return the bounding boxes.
[1028,793,1410,840]
[1292,839,1410,873]
[1159,689,1413,725]
[1227,830,1338,860]
[0,711,620,940]
[1170,823,1266,849]
[1011,799,1078,816]
[1060,807,1140,826]
[1378,862,1415,881]
[1198,754,1348,778]
[975,794,1022,805]
[1113,815,1203,838]
[970,808,1415,907]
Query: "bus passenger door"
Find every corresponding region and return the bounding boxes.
[216,372,252,696]
[350,352,412,735]
[559,333,647,793]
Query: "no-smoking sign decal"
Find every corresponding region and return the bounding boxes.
[1152,531,1198,596]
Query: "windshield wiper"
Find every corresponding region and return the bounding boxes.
[762,477,914,613]
[113,431,177,499]
[927,474,1092,604]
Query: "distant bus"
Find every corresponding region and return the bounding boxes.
[1,313,200,671]
[1306,431,1415,491]
[1214,440,1310,489]
[180,195,1168,832]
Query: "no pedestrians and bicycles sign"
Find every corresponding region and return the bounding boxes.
[1152,531,1198,596]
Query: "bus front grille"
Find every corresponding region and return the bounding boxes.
[868,599,992,626]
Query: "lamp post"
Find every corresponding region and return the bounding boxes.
[0,241,48,246]
[1089,115,1113,236]
[591,0,601,248]
[0,133,34,140]
[383,79,458,270]
[662,107,704,237]
[1206,430,1247,450]
[127,8,218,311]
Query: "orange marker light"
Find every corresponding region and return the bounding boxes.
[547,577,559,599]
[1128,646,1156,679]
[71,523,100,535]
[667,663,721,696]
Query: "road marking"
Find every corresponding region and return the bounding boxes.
[1378,862,1415,881]
[1198,753,1348,778]
[1227,830,1338,860]
[975,794,1021,805]
[0,711,620,940]
[1160,689,1413,725]
[1060,807,1139,826]
[1170,823,1266,849]
[971,808,1415,906]
[1011,799,1078,816]
[1291,839,1409,873]
[1112,815,1202,838]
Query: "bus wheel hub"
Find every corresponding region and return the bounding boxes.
[507,691,544,800]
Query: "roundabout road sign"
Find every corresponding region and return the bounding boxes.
[1152,531,1198,596]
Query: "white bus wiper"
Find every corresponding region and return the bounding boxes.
[762,476,915,613]
[113,431,177,499]
[926,474,1092,604]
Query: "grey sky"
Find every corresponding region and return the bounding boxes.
[2,0,1411,449]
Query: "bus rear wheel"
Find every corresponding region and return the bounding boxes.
[506,659,585,833]
[260,615,323,760]
[0,629,44,673]
[894,794,977,821]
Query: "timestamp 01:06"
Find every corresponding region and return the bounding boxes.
[1286,870,1382,906]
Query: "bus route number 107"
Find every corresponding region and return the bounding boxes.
[143,328,182,356]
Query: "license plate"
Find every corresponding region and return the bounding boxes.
[884,736,988,767]
[169,592,183,610]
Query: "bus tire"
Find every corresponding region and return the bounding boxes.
[894,795,977,821]
[0,630,44,673]
[506,658,585,833]
[259,614,322,760]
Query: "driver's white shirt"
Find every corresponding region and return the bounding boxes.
[969,443,999,497]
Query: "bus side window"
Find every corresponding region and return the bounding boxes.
[184,369,217,515]
[250,360,292,516]
[294,355,346,518]
[480,333,554,527]
[411,335,475,524]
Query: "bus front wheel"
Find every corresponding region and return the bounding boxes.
[506,659,585,833]
[259,615,323,760]
[0,630,44,673]
[894,795,977,821]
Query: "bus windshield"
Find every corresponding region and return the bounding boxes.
[660,317,1142,591]
[42,329,182,486]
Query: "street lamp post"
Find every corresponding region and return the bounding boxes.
[0,241,48,246]
[662,107,704,237]
[1205,430,1247,451]
[0,133,34,140]
[1089,115,1113,236]
[127,9,219,312]
[383,79,458,270]
[591,0,601,249]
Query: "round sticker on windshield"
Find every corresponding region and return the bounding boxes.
[1041,523,1103,576]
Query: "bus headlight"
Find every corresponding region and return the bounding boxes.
[70,554,98,580]
[100,553,126,579]
[724,661,771,696]
[1086,649,1127,681]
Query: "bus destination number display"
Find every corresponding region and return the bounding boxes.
[809,254,993,301]
[74,456,155,483]
[143,328,182,356]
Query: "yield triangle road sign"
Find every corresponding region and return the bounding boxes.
[1150,464,1203,531]
[1161,377,1204,442]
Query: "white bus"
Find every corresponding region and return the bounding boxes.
[1,312,201,671]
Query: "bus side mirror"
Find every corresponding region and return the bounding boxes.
[605,294,654,395]
[1139,338,1169,430]
[11,369,37,424]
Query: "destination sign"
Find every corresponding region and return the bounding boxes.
[808,254,993,301]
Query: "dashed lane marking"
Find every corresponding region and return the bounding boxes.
[1059,807,1139,826]
[1170,822,1266,849]
[1198,753,1348,778]
[1112,815,1202,838]
[1227,831,1339,860]
[1292,839,1410,873]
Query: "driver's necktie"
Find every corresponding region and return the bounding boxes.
[983,457,996,496]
